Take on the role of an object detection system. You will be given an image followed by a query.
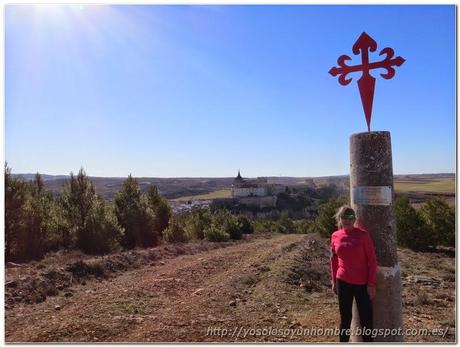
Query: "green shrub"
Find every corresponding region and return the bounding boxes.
[59,168,99,249]
[237,215,254,234]
[275,212,295,234]
[22,181,58,260]
[5,166,29,261]
[144,185,172,236]
[395,196,433,251]
[204,225,230,242]
[5,168,64,261]
[294,219,315,234]
[213,210,243,240]
[419,197,455,248]
[78,198,123,255]
[184,208,212,240]
[114,175,158,248]
[253,219,276,233]
[313,197,348,238]
[226,220,243,240]
[59,168,124,254]
[163,219,189,243]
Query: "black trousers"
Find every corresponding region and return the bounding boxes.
[336,278,373,342]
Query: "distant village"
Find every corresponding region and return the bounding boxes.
[170,170,322,217]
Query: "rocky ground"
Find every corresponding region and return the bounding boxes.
[5,233,455,342]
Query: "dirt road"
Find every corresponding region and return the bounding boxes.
[5,233,455,342]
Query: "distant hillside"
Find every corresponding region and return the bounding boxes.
[13,174,234,200]
[13,173,454,201]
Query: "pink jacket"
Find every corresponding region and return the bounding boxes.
[330,227,377,287]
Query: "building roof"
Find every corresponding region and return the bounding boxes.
[234,169,244,182]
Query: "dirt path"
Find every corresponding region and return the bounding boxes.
[5,233,455,342]
[6,233,333,342]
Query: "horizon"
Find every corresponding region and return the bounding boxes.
[11,170,455,180]
[5,5,455,177]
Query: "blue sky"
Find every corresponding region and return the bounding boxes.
[5,5,456,177]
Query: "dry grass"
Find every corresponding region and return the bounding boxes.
[174,189,232,201]
[394,178,454,193]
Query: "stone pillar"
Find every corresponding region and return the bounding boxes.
[349,131,403,342]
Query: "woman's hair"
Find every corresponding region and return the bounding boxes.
[334,205,356,229]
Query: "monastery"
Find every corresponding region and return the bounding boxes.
[231,170,284,198]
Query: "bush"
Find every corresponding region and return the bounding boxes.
[213,210,242,240]
[78,198,124,255]
[237,215,254,234]
[5,165,30,261]
[5,168,64,261]
[413,291,429,306]
[395,196,433,251]
[294,219,315,234]
[114,175,158,248]
[22,177,60,260]
[275,212,295,234]
[144,185,172,236]
[184,208,212,240]
[226,221,243,240]
[163,219,189,243]
[313,197,348,238]
[419,197,455,248]
[59,168,98,249]
[59,168,125,255]
[204,225,230,242]
[252,219,277,233]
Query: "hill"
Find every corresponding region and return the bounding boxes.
[13,173,455,202]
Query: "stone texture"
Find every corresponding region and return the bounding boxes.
[349,131,403,342]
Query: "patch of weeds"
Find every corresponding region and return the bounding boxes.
[240,275,258,287]
[440,315,456,328]
[442,273,455,282]
[90,262,106,278]
[413,291,429,306]
[258,265,271,273]
[45,285,59,296]
[65,260,106,279]
[66,261,92,278]
[111,299,149,315]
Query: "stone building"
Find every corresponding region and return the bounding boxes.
[231,170,286,197]
[231,170,270,198]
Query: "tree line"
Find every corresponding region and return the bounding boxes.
[5,164,314,262]
[310,196,455,250]
[5,166,171,262]
[6,163,452,263]
[5,166,261,263]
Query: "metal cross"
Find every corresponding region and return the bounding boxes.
[329,32,405,132]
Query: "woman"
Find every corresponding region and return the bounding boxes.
[330,206,377,342]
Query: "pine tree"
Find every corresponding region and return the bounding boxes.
[314,197,348,238]
[145,185,171,235]
[21,173,59,259]
[419,197,455,248]
[163,218,188,243]
[114,175,158,248]
[60,168,97,249]
[59,168,123,254]
[394,196,432,251]
[79,197,123,254]
[184,208,212,240]
[5,164,29,261]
